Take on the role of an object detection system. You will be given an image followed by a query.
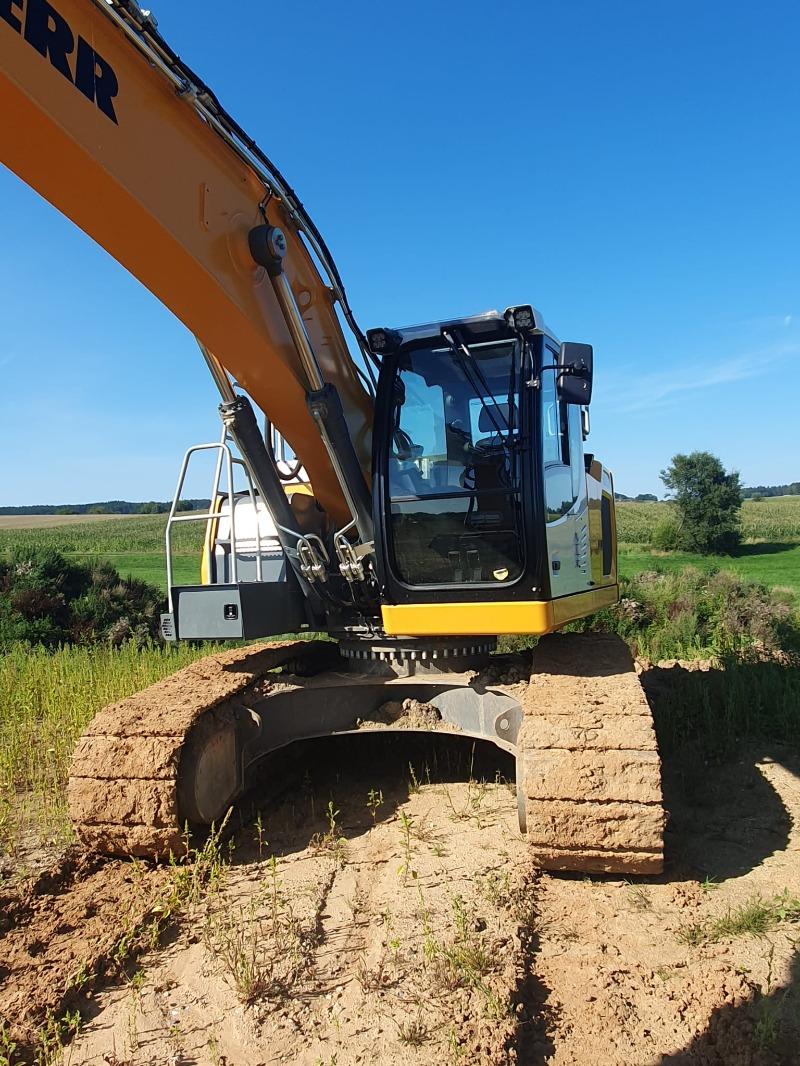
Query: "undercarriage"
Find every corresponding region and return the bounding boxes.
[68,633,664,875]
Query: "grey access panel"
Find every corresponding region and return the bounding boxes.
[171,582,306,640]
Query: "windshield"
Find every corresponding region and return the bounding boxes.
[387,339,524,586]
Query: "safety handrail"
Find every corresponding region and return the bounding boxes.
[165,439,238,612]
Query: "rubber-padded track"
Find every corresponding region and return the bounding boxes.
[519,633,664,875]
[67,641,332,857]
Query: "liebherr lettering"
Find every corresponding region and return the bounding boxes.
[1,0,119,124]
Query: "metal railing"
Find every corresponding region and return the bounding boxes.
[164,428,264,613]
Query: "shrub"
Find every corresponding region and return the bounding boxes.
[660,451,742,554]
[569,566,797,660]
[650,514,681,550]
[0,549,164,650]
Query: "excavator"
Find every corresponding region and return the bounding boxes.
[1,0,664,873]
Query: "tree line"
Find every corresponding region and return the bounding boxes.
[741,483,800,499]
[0,500,210,516]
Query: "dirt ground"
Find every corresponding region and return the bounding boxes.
[1,685,799,1064]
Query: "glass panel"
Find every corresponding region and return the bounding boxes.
[567,403,584,501]
[388,340,524,585]
[541,357,578,521]
[390,342,519,499]
[390,493,524,585]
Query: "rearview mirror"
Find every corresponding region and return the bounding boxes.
[558,342,593,405]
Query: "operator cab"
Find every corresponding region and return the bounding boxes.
[370,308,603,611]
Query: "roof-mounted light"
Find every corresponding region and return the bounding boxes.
[505,305,536,333]
[366,327,402,355]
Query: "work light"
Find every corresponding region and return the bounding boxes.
[366,327,401,355]
[505,305,536,333]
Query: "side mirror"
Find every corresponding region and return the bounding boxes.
[558,342,593,405]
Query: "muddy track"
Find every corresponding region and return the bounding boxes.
[68,640,338,856]
[520,633,664,874]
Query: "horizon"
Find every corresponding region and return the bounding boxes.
[2,0,799,504]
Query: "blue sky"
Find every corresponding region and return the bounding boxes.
[2,0,798,503]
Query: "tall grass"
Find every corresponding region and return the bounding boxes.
[569,567,798,661]
[0,641,224,852]
[645,655,800,760]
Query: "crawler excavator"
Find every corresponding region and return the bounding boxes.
[1,0,664,873]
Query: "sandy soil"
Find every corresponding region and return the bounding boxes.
[1,682,799,1064]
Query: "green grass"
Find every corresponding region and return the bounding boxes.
[677,892,800,945]
[66,552,199,591]
[619,544,800,604]
[0,641,227,852]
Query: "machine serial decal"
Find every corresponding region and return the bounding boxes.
[2,0,119,123]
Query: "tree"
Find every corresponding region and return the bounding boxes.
[660,451,742,553]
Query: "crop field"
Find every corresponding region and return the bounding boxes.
[0,514,133,529]
[0,514,204,590]
[616,495,800,545]
[3,498,799,596]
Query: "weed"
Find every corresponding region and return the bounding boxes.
[444,777,490,828]
[204,899,276,1004]
[356,948,390,992]
[677,892,800,944]
[396,1014,430,1046]
[700,875,719,893]
[411,814,440,845]
[407,762,421,795]
[447,1026,466,1061]
[205,856,321,1006]
[207,1030,226,1066]
[126,976,141,1055]
[754,1007,779,1049]
[480,870,511,908]
[33,1009,81,1066]
[309,800,347,866]
[253,812,267,857]
[0,1024,17,1066]
[626,882,652,912]
[366,787,383,824]
[425,895,495,993]
[484,990,512,1020]
[397,810,416,883]
[159,814,230,916]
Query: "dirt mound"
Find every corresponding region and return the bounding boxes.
[358,697,460,731]
[0,849,169,1051]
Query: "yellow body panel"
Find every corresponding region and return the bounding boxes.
[381,585,619,637]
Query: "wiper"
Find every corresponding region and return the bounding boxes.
[441,330,511,442]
